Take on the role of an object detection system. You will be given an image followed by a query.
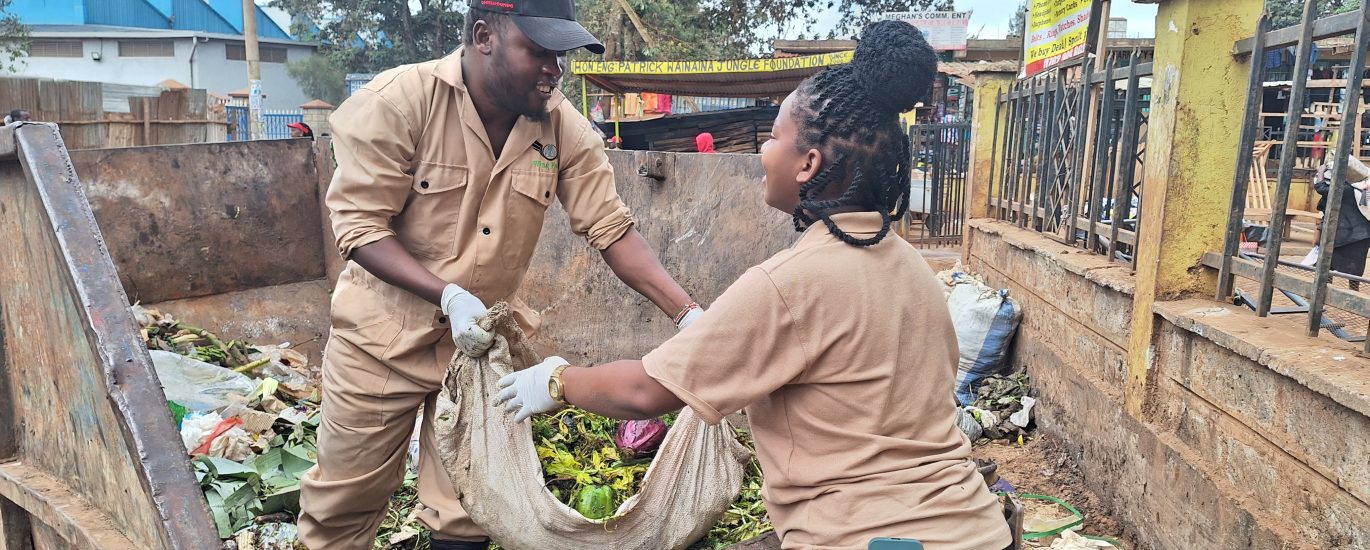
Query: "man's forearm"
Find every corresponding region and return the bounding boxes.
[350,237,448,305]
[600,228,693,317]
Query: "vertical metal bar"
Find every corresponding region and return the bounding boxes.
[1066,58,1094,245]
[1308,3,1370,336]
[1109,51,1143,263]
[996,89,1012,218]
[1258,0,1319,316]
[997,88,1016,218]
[1032,74,1055,229]
[1217,14,1271,301]
[1015,80,1035,225]
[1050,73,1069,234]
[988,89,1005,213]
[1088,56,1118,252]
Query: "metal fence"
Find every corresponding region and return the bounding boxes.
[226,106,304,141]
[1212,4,1370,351]
[906,122,970,246]
[987,52,1152,266]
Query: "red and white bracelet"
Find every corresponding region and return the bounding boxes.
[672,302,701,326]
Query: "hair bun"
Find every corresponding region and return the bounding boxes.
[852,20,938,114]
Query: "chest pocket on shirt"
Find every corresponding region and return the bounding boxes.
[399,162,468,260]
[502,168,557,269]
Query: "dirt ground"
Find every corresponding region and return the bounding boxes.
[973,432,1138,549]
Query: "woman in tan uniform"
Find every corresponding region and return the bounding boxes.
[495,21,1013,550]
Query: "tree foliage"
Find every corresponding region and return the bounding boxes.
[1,0,30,74]
[1009,1,1027,38]
[1266,0,1361,30]
[287,53,348,105]
[275,0,958,74]
[270,0,464,73]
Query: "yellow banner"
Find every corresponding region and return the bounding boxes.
[573,51,854,76]
[1022,0,1091,79]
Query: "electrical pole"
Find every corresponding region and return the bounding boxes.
[243,0,264,140]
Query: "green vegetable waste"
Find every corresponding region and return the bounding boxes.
[524,406,773,549]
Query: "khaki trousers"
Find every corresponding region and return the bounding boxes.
[297,321,483,549]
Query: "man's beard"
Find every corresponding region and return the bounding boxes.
[484,72,549,122]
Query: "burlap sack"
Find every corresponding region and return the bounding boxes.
[434,303,752,550]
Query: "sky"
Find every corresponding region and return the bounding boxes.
[808,0,1158,40]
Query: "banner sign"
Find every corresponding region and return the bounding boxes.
[884,11,972,51]
[1022,0,1091,79]
[573,51,853,76]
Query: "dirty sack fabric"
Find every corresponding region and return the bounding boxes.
[943,272,1023,406]
[434,303,752,550]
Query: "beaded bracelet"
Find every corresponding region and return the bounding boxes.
[672,302,700,325]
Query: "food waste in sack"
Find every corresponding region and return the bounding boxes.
[524,407,774,549]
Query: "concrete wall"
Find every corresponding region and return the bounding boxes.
[193,39,315,109]
[965,219,1370,550]
[17,36,314,109]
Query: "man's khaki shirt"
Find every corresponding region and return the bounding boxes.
[326,49,634,351]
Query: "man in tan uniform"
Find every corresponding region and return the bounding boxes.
[298,1,702,548]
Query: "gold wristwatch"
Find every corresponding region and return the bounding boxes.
[548,364,572,406]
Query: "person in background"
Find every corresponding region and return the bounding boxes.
[493,21,1013,550]
[1314,148,1370,291]
[5,109,31,124]
[288,121,315,140]
[695,131,716,153]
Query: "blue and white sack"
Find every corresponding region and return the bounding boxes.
[944,273,1022,406]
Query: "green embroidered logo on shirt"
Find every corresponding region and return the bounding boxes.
[531,159,559,171]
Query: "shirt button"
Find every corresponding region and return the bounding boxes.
[544,191,551,198]
[438,316,448,324]
[420,180,430,189]
[482,227,491,235]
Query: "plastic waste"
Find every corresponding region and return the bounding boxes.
[181,411,225,451]
[1048,529,1118,549]
[966,406,1001,430]
[954,408,984,441]
[208,426,255,461]
[150,349,256,412]
[1010,396,1037,428]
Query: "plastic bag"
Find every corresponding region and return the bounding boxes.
[150,349,256,411]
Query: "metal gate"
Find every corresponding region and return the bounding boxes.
[906,123,971,246]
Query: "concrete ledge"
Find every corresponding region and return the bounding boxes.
[1154,299,1370,420]
[968,219,1137,295]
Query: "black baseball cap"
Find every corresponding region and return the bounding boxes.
[469,0,605,55]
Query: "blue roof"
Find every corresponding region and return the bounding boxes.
[6,0,295,40]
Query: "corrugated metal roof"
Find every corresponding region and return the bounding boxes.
[13,0,294,40]
[83,0,170,28]
[171,0,240,35]
[28,24,315,46]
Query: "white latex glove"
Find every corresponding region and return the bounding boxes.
[494,356,569,422]
[441,283,494,357]
[676,306,704,330]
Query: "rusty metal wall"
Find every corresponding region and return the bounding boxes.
[0,123,219,549]
[521,150,798,365]
[68,140,326,305]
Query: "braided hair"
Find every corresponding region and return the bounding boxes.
[788,20,937,246]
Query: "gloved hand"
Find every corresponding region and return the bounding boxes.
[441,283,494,357]
[494,356,569,422]
[676,305,704,330]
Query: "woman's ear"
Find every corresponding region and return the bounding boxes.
[796,148,823,185]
